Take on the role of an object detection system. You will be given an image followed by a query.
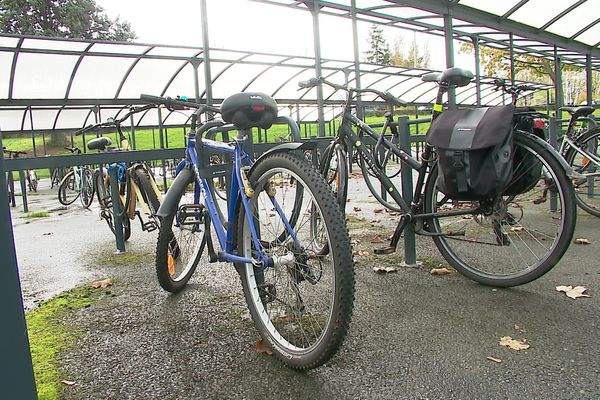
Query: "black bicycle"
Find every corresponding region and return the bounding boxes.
[302,67,577,287]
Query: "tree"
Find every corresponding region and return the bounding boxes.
[391,33,430,69]
[0,0,136,41]
[364,24,391,65]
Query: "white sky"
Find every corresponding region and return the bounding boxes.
[95,0,472,71]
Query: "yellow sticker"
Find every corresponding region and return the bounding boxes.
[433,104,443,112]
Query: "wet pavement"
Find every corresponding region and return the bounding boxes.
[8,175,600,399]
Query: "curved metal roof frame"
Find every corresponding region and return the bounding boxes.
[0,32,552,133]
[254,0,600,69]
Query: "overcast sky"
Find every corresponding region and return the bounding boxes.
[95,0,467,71]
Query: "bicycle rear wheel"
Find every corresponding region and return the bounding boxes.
[359,150,404,212]
[564,126,600,217]
[94,169,131,241]
[424,133,576,287]
[236,152,354,369]
[319,143,348,208]
[133,168,161,216]
[155,176,206,293]
[58,170,80,205]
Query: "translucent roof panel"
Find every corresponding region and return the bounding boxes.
[0,52,14,98]
[69,56,134,99]
[118,58,185,99]
[509,0,580,29]
[13,53,79,99]
[457,0,521,16]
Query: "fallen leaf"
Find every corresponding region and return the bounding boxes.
[573,238,591,244]
[355,250,370,257]
[510,226,525,232]
[255,339,273,355]
[486,356,502,363]
[373,208,384,213]
[499,336,530,351]
[373,266,398,273]
[43,232,53,236]
[60,380,76,386]
[91,278,112,289]
[430,267,451,276]
[556,285,590,299]
[353,207,362,212]
[514,324,520,332]
[369,234,386,243]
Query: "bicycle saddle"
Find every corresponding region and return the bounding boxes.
[421,68,473,88]
[87,137,112,151]
[559,106,595,118]
[221,92,278,130]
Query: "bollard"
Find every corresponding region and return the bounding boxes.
[19,170,28,213]
[108,164,126,253]
[548,118,558,212]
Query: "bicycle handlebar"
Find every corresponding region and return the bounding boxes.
[140,94,221,114]
[493,79,539,96]
[298,77,407,106]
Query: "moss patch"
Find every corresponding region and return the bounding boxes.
[90,250,154,267]
[26,285,104,400]
[25,211,50,218]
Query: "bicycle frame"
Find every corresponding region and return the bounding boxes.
[180,130,302,267]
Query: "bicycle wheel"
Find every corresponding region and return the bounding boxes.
[94,169,131,241]
[564,126,600,217]
[28,171,38,192]
[155,176,206,293]
[359,150,403,212]
[80,168,95,208]
[133,168,161,215]
[58,170,80,205]
[319,143,348,207]
[235,152,354,369]
[424,133,576,287]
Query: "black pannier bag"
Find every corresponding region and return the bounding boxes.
[426,105,515,200]
[501,111,545,196]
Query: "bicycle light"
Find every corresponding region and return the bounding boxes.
[533,118,546,129]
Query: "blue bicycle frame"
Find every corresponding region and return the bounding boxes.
[175,129,303,268]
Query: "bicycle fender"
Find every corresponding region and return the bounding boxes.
[156,167,194,218]
[251,141,316,171]
[518,131,582,179]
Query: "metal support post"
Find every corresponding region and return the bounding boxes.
[200,0,214,105]
[130,114,136,150]
[0,136,38,400]
[108,164,126,253]
[586,54,593,106]
[398,117,417,266]
[443,13,456,109]
[310,1,326,137]
[18,169,28,213]
[554,47,563,117]
[351,0,363,120]
[473,36,482,107]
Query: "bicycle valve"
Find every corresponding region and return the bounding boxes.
[240,167,254,197]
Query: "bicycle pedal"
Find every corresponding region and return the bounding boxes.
[374,246,396,255]
[142,221,158,232]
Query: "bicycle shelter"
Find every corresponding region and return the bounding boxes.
[2,1,600,397]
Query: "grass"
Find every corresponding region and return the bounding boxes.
[26,285,104,400]
[25,211,50,218]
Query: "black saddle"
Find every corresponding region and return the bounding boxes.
[559,106,595,118]
[421,67,473,88]
[87,137,112,151]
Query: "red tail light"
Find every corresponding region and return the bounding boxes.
[533,118,545,129]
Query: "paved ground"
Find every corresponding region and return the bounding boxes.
[9,176,600,399]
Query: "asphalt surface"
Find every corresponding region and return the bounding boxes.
[9,176,600,399]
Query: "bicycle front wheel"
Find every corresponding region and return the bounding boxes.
[564,126,600,217]
[424,133,576,287]
[155,176,206,293]
[359,151,404,212]
[80,168,95,208]
[58,170,80,205]
[236,152,354,369]
[133,168,161,216]
[94,169,131,241]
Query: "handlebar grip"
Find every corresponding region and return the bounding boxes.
[298,77,321,89]
[74,125,94,136]
[382,91,407,106]
[140,94,165,104]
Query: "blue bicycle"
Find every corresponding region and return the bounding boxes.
[141,93,355,369]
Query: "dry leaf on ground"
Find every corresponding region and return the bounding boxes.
[510,226,525,232]
[556,285,590,299]
[369,234,386,243]
[373,208,384,213]
[255,339,273,355]
[355,250,370,257]
[430,267,451,276]
[353,207,362,212]
[60,380,76,386]
[486,356,502,363]
[91,278,112,289]
[499,336,530,351]
[573,238,591,244]
[373,266,398,273]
